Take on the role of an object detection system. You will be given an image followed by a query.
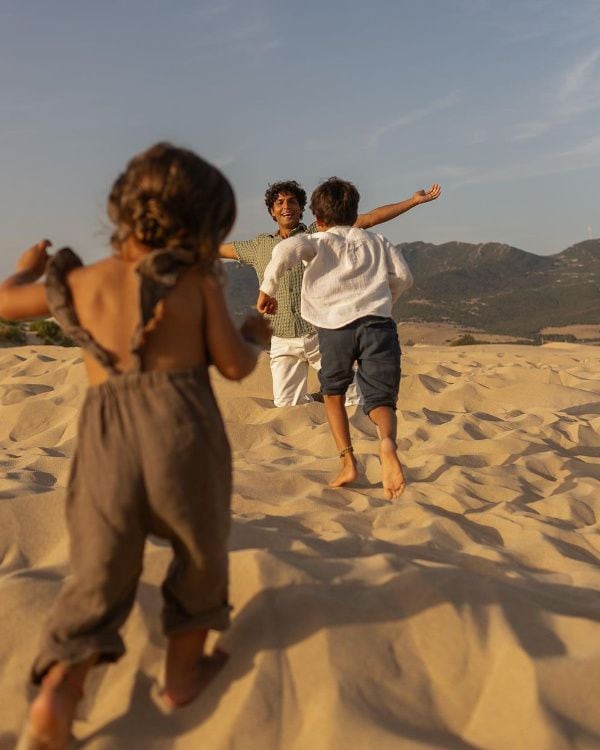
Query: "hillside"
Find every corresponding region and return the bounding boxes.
[221,239,600,339]
[393,239,600,336]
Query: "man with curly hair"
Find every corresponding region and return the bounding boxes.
[219,179,440,407]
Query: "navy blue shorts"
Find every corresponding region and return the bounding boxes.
[316,316,401,414]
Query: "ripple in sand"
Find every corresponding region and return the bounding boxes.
[0,383,54,405]
[8,402,71,443]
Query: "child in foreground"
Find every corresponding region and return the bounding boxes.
[0,143,270,750]
[257,177,415,499]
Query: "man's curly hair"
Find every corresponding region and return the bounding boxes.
[264,180,307,220]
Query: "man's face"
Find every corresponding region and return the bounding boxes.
[270,192,302,231]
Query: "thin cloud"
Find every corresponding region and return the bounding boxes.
[510,47,600,142]
[560,134,600,159]
[451,150,600,189]
[303,91,462,155]
[214,154,237,169]
[557,48,600,117]
[368,91,461,150]
[512,120,554,142]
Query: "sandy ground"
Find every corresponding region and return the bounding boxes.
[1,342,599,749]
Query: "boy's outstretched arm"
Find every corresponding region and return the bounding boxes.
[354,184,441,230]
[0,240,52,320]
[257,235,316,311]
[200,273,270,380]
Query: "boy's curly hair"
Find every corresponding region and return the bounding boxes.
[264,180,307,220]
[108,142,236,269]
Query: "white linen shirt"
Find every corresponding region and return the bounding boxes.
[260,225,413,329]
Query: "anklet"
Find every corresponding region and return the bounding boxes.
[339,446,354,458]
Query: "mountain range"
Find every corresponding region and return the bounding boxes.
[393,238,600,336]
[224,238,600,338]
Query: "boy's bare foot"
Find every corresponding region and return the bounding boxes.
[18,666,83,750]
[329,451,358,488]
[380,437,406,499]
[163,630,228,709]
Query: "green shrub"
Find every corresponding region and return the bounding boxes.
[450,333,478,346]
[29,319,76,346]
[0,320,27,345]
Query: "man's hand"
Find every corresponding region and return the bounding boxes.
[257,291,278,315]
[412,184,441,205]
[240,312,272,348]
[16,239,52,278]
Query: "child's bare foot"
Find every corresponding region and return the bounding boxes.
[329,450,358,488]
[18,666,83,750]
[380,437,406,499]
[163,630,228,709]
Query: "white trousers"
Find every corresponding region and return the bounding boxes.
[269,333,360,407]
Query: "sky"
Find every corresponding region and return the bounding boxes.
[1,0,599,276]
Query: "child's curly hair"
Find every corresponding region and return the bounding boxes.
[108,143,236,269]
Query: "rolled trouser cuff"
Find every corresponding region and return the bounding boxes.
[31,633,125,685]
[363,398,397,416]
[162,601,232,635]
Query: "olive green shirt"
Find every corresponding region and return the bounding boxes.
[233,222,317,338]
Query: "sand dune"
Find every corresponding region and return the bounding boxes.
[1,342,599,749]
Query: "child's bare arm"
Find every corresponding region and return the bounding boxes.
[200,274,271,380]
[0,240,52,320]
[354,184,441,230]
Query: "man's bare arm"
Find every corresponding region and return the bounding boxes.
[218,243,239,260]
[354,184,441,230]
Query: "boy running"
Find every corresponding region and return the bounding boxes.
[257,177,414,499]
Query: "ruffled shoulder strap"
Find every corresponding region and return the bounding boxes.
[130,246,202,369]
[44,248,119,374]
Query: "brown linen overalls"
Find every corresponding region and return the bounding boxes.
[31,248,232,683]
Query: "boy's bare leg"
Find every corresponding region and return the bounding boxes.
[164,628,227,708]
[23,657,95,749]
[367,406,406,499]
[324,394,358,487]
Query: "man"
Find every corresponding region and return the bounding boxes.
[219,180,440,407]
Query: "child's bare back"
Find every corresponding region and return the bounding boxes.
[69,250,208,384]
